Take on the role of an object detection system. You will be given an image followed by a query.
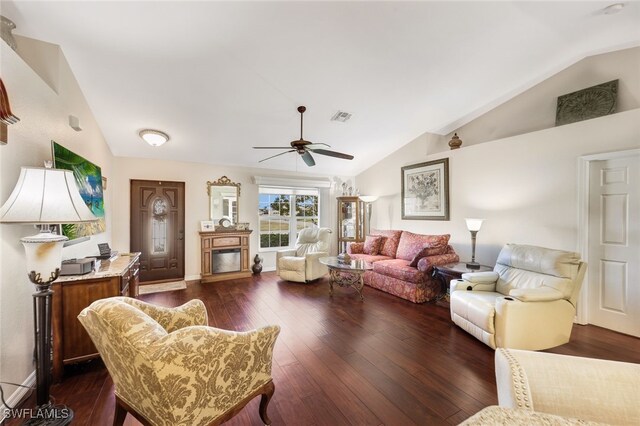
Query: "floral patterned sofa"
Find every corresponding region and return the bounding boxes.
[347,230,459,303]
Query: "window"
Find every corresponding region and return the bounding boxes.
[259,186,319,249]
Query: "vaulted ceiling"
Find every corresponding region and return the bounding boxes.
[4,1,639,175]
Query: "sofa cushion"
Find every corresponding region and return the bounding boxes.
[363,235,384,255]
[370,229,403,258]
[350,253,392,263]
[396,231,450,261]
[409,244,449,267]
[373,259,425,283]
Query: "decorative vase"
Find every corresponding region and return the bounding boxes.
[252,254,263,274]
[448,133,463,150]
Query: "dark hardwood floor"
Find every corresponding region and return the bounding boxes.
[6,272,640,425]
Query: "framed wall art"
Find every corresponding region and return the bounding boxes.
[52,141,106,239]
[555,79,618,126]
[401,158,449,221]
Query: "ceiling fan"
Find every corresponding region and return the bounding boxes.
[253,106,354,167]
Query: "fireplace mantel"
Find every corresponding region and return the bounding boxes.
[200,229,253,282]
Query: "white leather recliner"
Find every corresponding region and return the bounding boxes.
[276,227,332,283]
[450,244,586,350]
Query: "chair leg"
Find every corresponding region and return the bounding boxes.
[113,397,127,426]
[259,380,275,425]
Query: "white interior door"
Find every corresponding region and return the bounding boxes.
[588,155,640,337]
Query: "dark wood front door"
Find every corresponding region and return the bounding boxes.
[130,180,185,283]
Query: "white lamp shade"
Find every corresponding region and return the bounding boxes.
[359,195,379,203]
[0,167,97,224]
[465,218,484,232]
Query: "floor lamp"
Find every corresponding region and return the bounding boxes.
[0,166,97,425]
[359,195,378,236]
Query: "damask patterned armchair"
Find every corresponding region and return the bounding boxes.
[78,297,280,426]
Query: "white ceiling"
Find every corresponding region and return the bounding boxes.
[4,1,640,176]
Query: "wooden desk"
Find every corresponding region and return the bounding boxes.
[51,252,140,381]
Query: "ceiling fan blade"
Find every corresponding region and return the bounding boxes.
[300,150,316,166]
[308,148,354,160]
[258,149,296,163]
[253,146,295,149]
[305,143,330,148]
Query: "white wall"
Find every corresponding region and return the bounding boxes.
[433,47,640,154]
[0,41,114,404]
[356,109,640,267]
[111,157,346,278]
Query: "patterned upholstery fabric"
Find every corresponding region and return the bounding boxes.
[373,259,425,282]
[347,242,364,254]
[370,229,402,258]
[395,231,450,261]
[78,297,280,426]
[363,235,384,255]
[350,253,393,263]
[409,245,449,267]
[363,270,441,303]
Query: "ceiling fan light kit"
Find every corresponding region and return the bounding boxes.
[253,106,354,167]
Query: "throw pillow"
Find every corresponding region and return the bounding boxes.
[363,235,384,255]
[409,244,449,267]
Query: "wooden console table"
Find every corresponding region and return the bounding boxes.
[51,252,140,381]
[200,230,252,283]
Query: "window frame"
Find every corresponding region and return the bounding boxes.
[258,186,320,251]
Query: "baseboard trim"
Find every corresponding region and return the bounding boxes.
[0,370,35,422]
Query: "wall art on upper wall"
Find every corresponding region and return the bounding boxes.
[52,141,106,239]
[401,158,449,221]
[555,79,618,126]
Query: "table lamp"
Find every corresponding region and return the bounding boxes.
[465,218,484,269]
[0,165,97,425]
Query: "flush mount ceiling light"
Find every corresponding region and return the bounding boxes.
[603,3,625,14]
[139,129,169,147]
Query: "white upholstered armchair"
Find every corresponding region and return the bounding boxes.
[276,227,332,283]
[450,244,586,350]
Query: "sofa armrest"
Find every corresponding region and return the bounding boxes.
[508,287,564,302]
[416,251,460,272]
[495,348,640,424]
[347,242,364,254]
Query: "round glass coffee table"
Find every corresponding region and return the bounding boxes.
[319,257,373,300]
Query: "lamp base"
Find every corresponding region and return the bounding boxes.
[466,261,481,270]
[22,403,74,425]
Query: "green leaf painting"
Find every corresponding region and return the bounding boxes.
[52,141,106,239]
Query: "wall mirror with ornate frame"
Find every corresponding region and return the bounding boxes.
[207,176,240,225]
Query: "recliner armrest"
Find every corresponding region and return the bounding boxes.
[450,279,497,293]
[276,249,297,258]
[461,271,499,283]
[304,251,328,261]
[508,287,564,302]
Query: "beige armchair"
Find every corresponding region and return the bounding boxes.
[276,227,332,282]
[494,348,640,424]
[450,244,586,350]
[78,297,280,426]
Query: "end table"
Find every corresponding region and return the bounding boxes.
[432,262,493,303]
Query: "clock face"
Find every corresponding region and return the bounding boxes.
[219,218,231,228]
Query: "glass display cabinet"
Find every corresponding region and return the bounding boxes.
[337,196,365,253]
